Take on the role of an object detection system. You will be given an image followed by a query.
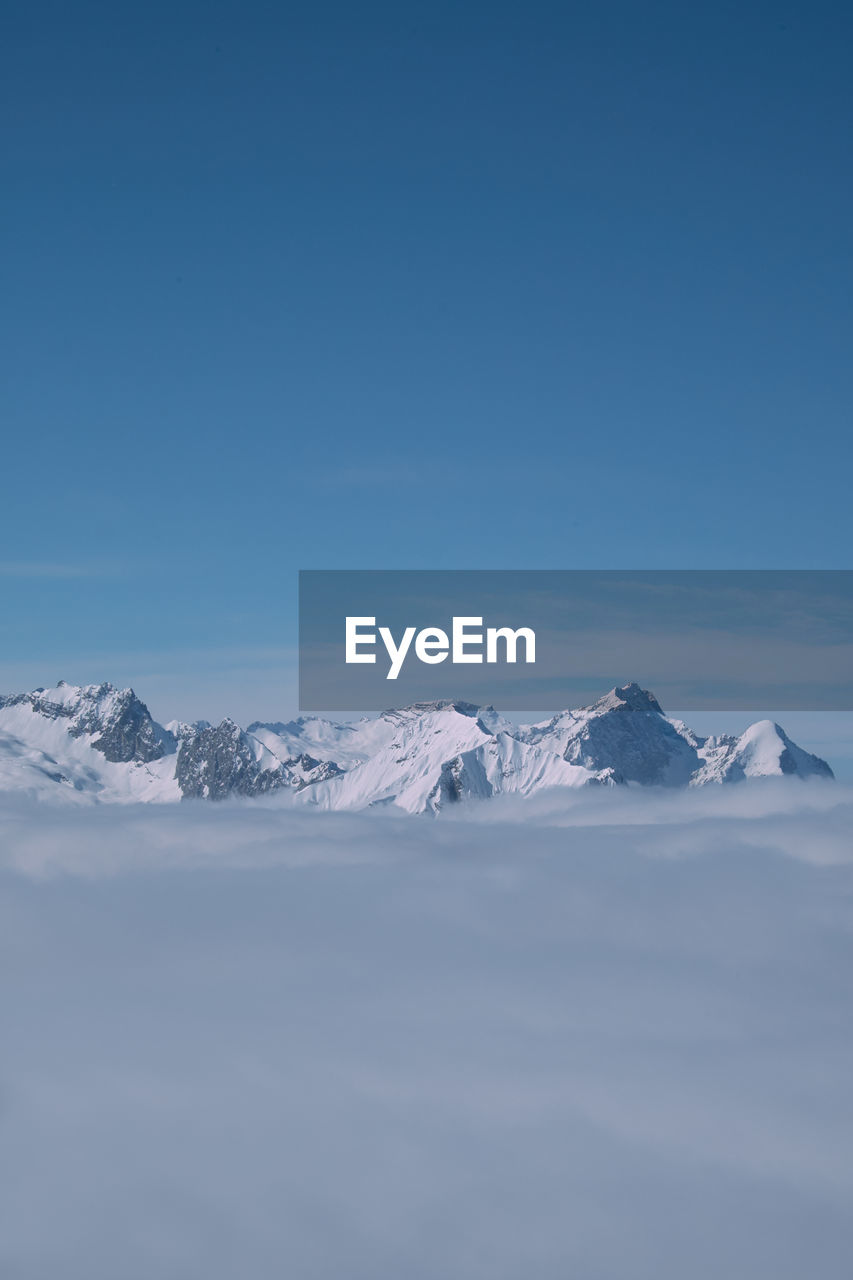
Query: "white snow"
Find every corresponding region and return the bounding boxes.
[0,692,180,803]
[0,681,834,811]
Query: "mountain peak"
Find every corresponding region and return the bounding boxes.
[379,699,480,720]
[0,679,834,809]
[589,683,665,716]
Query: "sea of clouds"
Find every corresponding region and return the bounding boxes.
[2,780,852,1278]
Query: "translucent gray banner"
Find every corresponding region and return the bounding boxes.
[298,570,853,711]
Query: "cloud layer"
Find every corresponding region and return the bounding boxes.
[2,783,852,1278]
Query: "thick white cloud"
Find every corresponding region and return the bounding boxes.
[1,782,852,1278]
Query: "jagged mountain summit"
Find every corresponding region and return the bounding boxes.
[0,680,833,812]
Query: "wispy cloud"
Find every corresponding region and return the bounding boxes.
[303,460,442,492]
[0,560,118,579]
[1,779,850,878]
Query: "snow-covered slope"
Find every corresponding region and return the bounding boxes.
[0,683,180,803]
[247,713,401,771]
[0,680,834,810]
[520,683,700,785]
[300,702,592,814]
[691,719,835,785]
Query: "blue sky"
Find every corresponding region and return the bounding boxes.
[2,0,852,724]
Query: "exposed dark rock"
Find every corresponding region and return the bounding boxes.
[0,683,172,763]
[176,720,288,800]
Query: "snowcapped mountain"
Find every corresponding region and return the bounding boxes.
[0,682,180,803]
[689,718,835,785]
[0,680,833,811]
[520,684,699,786]
[292,702,591,814]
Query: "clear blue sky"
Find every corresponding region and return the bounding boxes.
[2,0,852,722]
